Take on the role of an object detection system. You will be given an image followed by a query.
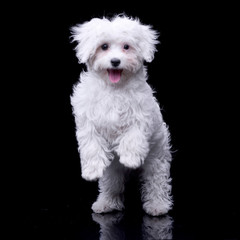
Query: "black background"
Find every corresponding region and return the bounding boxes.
[9,1,239,239]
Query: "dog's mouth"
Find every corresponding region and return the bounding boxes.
[107,69,123,83]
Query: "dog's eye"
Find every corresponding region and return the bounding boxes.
[101,43,109,51]
[123,44,130,50]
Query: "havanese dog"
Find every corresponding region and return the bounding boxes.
[70,15,173,216]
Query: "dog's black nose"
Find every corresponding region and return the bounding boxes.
[111,58,121,67]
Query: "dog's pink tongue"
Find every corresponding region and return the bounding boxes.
[108,69,122,83]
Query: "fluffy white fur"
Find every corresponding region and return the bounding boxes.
[71,15,173,216]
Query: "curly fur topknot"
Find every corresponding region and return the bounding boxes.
[71,15,159,64]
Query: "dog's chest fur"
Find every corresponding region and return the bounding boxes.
[91,86,152,139]
[72,74,157,143]
[91,89,136,138]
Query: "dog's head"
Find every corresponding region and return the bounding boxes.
[71,15,159,83]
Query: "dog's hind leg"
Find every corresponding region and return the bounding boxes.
[140,150,173,216]
[92,158,128,213]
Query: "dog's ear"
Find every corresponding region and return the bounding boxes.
[70,18,102,64]
[139,25,159,63]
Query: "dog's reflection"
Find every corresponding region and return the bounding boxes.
[92,212,125,240]
[142,215,173,240]
[92,212,173,240]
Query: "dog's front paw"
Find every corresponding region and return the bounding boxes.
[82,170,102,181]
[81,155,112,181]
[82,165,105,181]
[119,154,142,169]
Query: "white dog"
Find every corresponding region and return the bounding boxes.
[70,15,173,216]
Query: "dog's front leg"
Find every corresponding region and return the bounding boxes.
[117,125,149,169]
[76,122,113,181]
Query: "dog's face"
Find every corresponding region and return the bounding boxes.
[90,38,143,83]
[71,16,159,83]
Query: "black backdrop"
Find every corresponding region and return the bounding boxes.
[10,1,238,238]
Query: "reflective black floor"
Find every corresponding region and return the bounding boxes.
[22,197,239,240]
